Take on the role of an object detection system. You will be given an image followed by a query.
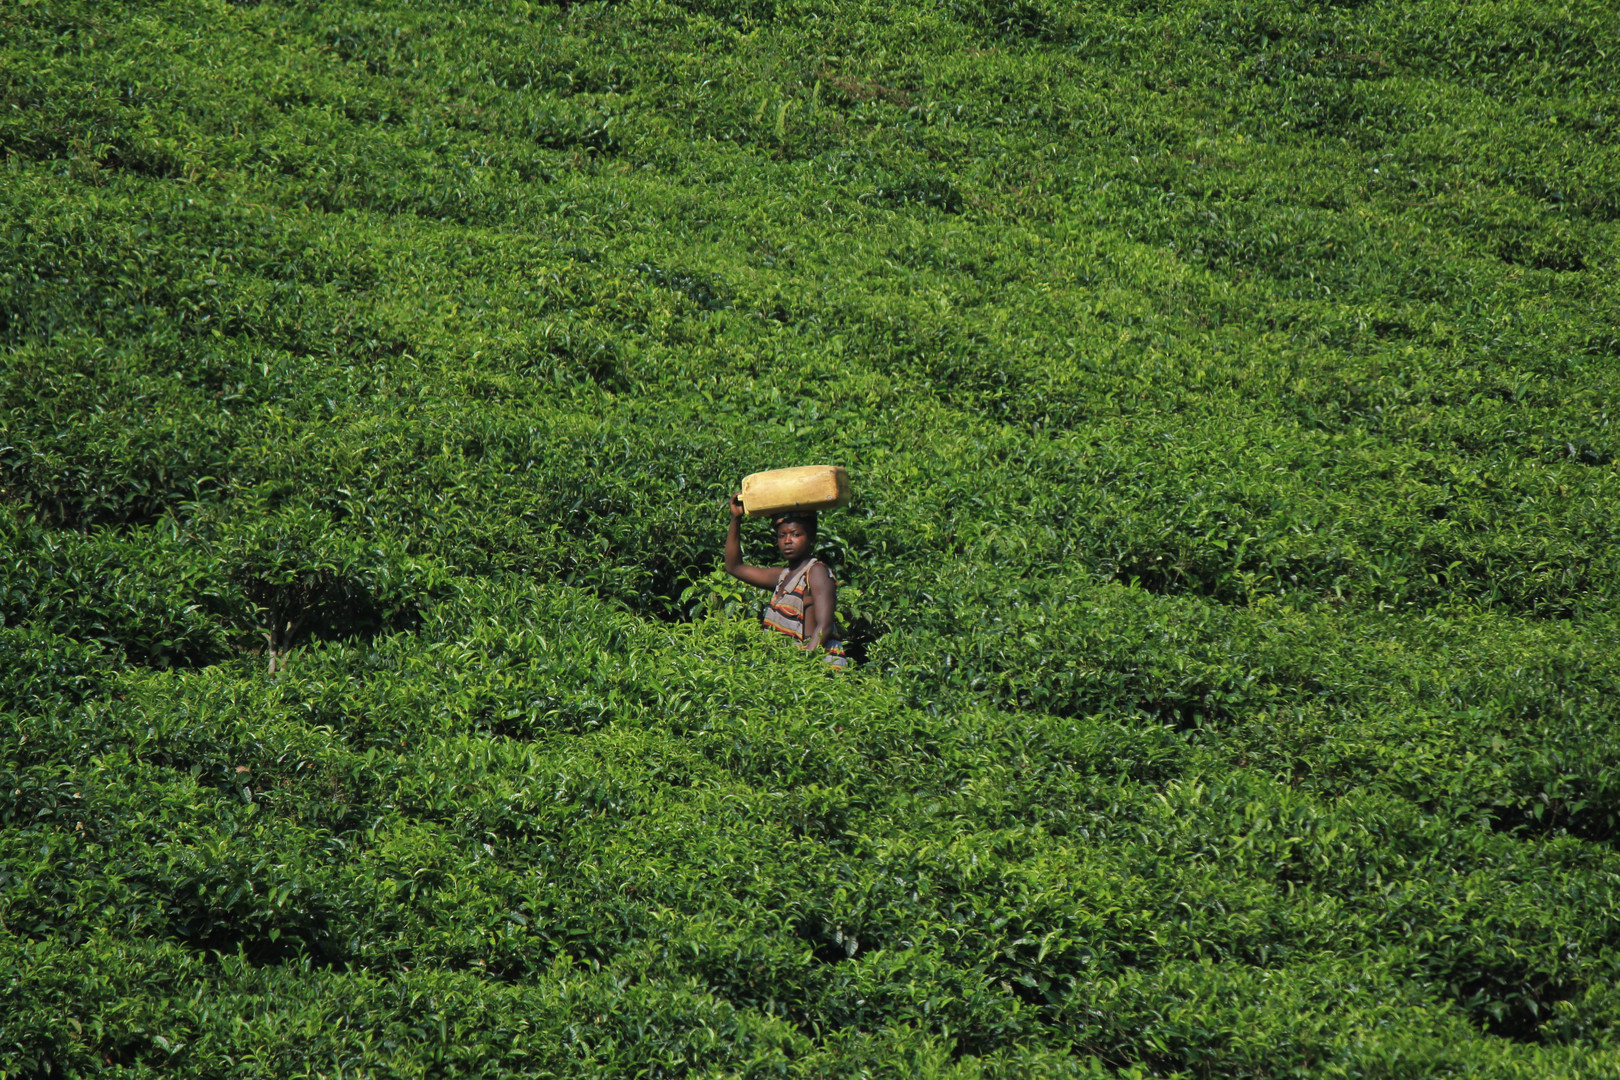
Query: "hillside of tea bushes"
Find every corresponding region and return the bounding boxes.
[4,0,1620,1075]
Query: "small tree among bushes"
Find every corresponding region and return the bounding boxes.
[221,507,436,673]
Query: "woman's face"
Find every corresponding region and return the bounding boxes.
[775,521,812,562]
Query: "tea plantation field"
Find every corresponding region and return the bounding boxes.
[4,0,1620,1075]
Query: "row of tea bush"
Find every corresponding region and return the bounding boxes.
[4,0,1619,1075]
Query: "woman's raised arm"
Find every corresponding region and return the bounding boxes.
[723,493,782,590]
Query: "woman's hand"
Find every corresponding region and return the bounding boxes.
[729,492,746,519]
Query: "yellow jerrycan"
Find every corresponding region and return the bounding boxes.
[739,465,850,517]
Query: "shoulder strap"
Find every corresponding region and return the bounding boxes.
[777,559,815,597]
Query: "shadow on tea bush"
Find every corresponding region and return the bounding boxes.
[218,506,447,673]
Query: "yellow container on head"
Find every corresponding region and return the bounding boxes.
[740,465,850,517]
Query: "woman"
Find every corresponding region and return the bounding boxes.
[723,493,849,667]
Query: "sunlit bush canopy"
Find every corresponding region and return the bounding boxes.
[3,0,1619,1075]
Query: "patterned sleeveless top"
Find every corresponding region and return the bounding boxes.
[761,558,850,667]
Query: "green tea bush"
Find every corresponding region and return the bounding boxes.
[5,0,1620,1075]
[0,625,109,714]
[0,515,231,667]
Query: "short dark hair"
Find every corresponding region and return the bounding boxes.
[771,510,818,541]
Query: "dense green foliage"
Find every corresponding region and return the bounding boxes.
[4,0,1619,1075]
